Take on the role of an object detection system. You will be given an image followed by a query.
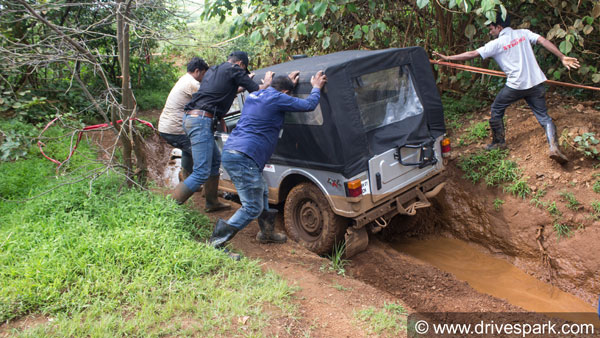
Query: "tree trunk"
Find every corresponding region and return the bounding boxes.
[116,0,147,186]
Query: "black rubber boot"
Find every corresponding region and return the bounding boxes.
[544,122,568,164]
[204,175,231,213]
[209,219,240,249]
[171,182,194,205]
[256,209,287,244]
[485,119,507,150]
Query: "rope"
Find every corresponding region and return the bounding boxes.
[38,117,154,170]
[430,59,600,92]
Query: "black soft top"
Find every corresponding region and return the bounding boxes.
[250,47,445,178]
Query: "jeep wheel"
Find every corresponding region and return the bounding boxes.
[284,182,347,255]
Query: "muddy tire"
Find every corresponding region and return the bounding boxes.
[284,182,347,255]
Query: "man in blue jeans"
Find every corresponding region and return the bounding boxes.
[170,51,273,212]
[434,12,580,163]
[209,70,328,257]
[158,57,209,180]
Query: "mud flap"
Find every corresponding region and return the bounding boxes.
[344,226,369,258]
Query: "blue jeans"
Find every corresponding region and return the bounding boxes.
[490,83,552,126]
[222,150,269,230]
[182,114,221,192]
[159,132,193,175]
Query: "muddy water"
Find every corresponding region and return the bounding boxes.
[394,237,598,324]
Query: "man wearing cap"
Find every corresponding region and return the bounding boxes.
[434,12,579,164]
[170,51,274,212]
[158,57,209,180]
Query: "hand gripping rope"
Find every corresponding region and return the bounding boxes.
[38,117,154,169]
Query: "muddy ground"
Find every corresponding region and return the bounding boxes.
[132,91,599,336]
[6,94,597,337]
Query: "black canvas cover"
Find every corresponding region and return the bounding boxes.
[250,47,445,178]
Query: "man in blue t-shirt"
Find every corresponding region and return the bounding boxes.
[209,71,328,255]
[434,13,580,164]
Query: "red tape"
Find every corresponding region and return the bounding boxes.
[38,117,155,169]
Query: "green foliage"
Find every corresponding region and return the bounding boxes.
[559,191,582,211]
[573,132,600,160]
[441,93,487,132]
[354,302,407,336]
[547,201,562,217]
[504,177,531,199]
[459,149,521,187]
[493,198,504,211]
[553,222,573,240]
[464,121,489,143]
[0,86,50,124]
[591,200,600,220]
[530,189,548,208]
[0,119,37,161]
[0,150,295,336]
[594,179,600,194]
[322,241,349,276]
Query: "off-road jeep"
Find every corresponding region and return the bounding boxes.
[216,47,449,257]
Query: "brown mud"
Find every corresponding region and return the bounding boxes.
[5,95,599,337]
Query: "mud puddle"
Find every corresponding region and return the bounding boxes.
[393,237,599,324]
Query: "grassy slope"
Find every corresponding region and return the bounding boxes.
[0,134,295,337]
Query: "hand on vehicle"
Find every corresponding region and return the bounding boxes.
[262,71,275,86]
[288,71,300,86]
[248,72,255,79]
[432,51,449,61]
[311,70,327,89]
[562,56,580,70]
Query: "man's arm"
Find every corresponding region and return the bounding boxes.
[536,36,580,70]
[277,71,327,112]
[433,50,480,62]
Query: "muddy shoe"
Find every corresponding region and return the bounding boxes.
[256,209,287,244]
[485,119,507,151]
[544,122,568,164]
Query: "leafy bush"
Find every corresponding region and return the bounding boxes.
[441,93,487,132]
[573,132,600,159]
[464,121,489,143]
[0,119,38,161]
[132,58,179,111]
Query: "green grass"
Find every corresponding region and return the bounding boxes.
[530,189,548,208]
[591,201,600,220]
[354,302,407,336]
[547,201,562,217]
[493,198,504,211]
[593,179,600,194]
[459,149,521,187]
[553,222,573,241]
[559,191,582,211]
[0,134,296,337]
[504,177,531,199]
[464,121,489,143]
[321,242,350,276]
[441,93,485,132]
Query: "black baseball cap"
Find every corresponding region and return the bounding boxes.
[229,51,250,74]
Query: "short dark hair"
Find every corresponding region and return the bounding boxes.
[187,57,208,73]
[492,12,510,28]
[271,75,294,93]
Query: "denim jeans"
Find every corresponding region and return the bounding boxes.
[182,114,221,192]
[490,83,552,126]
[159,132,193,175]
[222,150,269,230]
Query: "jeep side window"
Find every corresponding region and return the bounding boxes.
[283,94,324,126]
[354,65,424,132]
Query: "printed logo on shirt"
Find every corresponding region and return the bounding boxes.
[503,36,526,51]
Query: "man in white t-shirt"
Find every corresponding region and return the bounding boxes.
[434,13,579,164]
[158,57,209,178]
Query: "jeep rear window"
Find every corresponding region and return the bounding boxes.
[284,94,324,126]
[354,65,424,132]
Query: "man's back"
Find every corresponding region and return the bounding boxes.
[159,73,199,135]
[477,27,547,90]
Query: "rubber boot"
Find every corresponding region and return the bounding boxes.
[171,182,194,205]
[485,119,507,150]
[209,219,240,248]
[544,122,568,164]
[256,209,287,244]
[204,175,230,213]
